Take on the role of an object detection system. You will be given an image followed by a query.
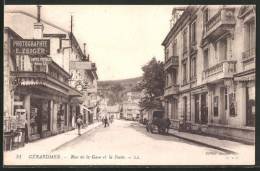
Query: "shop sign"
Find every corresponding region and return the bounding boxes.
[31,57,52,65]
[76,84,83,92]
[11,39,50,55]
[70,61,92,70]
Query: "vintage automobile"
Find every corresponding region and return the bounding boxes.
[145,109,170,135]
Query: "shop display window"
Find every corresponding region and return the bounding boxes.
[30,107,38,135]
[41,100,50,132]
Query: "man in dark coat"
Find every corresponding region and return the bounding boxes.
[104,116,109,128]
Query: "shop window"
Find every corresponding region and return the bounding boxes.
[30,100,39,135]
[41,100,50,132]
[57,104,65,130]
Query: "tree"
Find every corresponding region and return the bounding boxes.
[138,57,164,110]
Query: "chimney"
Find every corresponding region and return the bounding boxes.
[83,43,86,55]
[34,5,44,39]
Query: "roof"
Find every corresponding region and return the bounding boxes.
[107,105,120,113]
[4,27,23,39]
[162,6,194,47]
[5,10,85,60]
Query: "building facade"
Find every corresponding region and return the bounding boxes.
[162,5,255,144]
[121,92,141,120]
[4,7,98,141]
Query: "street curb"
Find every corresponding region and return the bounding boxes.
[50,123,102,152]
[168,133,238,155]
[137,123,237,155]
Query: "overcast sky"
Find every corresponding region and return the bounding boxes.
[5,5,174,81]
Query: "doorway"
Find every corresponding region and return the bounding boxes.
[246,87,255,126]
[201,93,208,124]
[195,95,200,124]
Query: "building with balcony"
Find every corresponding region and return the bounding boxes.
[4,6,98,141]
[162,5,255,144]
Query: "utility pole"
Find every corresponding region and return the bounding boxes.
[70,15,73,48]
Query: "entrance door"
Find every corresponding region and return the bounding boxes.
[201,93,208,124]
[183,97,187,120]
[195,95,200,123]
[246,87,255,126]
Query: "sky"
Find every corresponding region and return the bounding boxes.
[5,5,174,81]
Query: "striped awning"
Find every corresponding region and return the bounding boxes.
[234,74,255,82]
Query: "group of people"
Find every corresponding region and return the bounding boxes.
[102,116,113,128]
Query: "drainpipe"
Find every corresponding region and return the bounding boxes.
[188,10,192,128]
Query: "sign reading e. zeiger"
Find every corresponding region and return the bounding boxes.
[11,39,50,55]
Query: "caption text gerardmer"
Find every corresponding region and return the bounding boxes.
[17,154,141,160]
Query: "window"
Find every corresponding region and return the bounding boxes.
[245,20,256,52]
[213,96,219,116]
[172,70,177,85]
[191,57,196,80]
[219,38,228,61]
[229,93,236,117]
[172,40,177,56]
[183,29,187,53]
[182,62,187,84]
[224,88,228,110]
[183,97,188,121]
[167,73,172,87]
[191,21,197,44]
[203,49,209,69]
[165,49,169,61]
[203,8,209,25]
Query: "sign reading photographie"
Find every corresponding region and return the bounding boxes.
[10,39,50,55]
[70,61,92,70]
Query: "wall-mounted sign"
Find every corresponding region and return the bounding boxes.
[76,84,83,92]
[30,57,52,65]
[11,39,50,55]
[70,61,92,70]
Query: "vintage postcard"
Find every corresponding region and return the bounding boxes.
[3,5,255,166]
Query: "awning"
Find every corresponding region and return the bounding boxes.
[80,105,93,113]
[234,74,255,82]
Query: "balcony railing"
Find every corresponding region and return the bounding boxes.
[204,8,235,41]
[164,84,179,96]
[164,56,179,70]
[202,60,236,82]
[242,48,255,63]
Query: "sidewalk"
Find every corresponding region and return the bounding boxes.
[139,123,254,155]
[4,122,102,156]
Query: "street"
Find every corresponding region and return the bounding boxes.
[49,120,242,165]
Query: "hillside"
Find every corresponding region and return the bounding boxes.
[98,76,143,105]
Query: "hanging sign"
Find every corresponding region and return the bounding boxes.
[11,39,50,55]
[70,61,92,70]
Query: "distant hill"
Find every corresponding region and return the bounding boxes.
[98,76,143,105]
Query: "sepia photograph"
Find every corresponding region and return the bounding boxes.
[3,4,255,166]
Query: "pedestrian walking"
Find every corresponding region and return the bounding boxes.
[179,116,184,132]
[104,116,109,128]
[76,116,83,135]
